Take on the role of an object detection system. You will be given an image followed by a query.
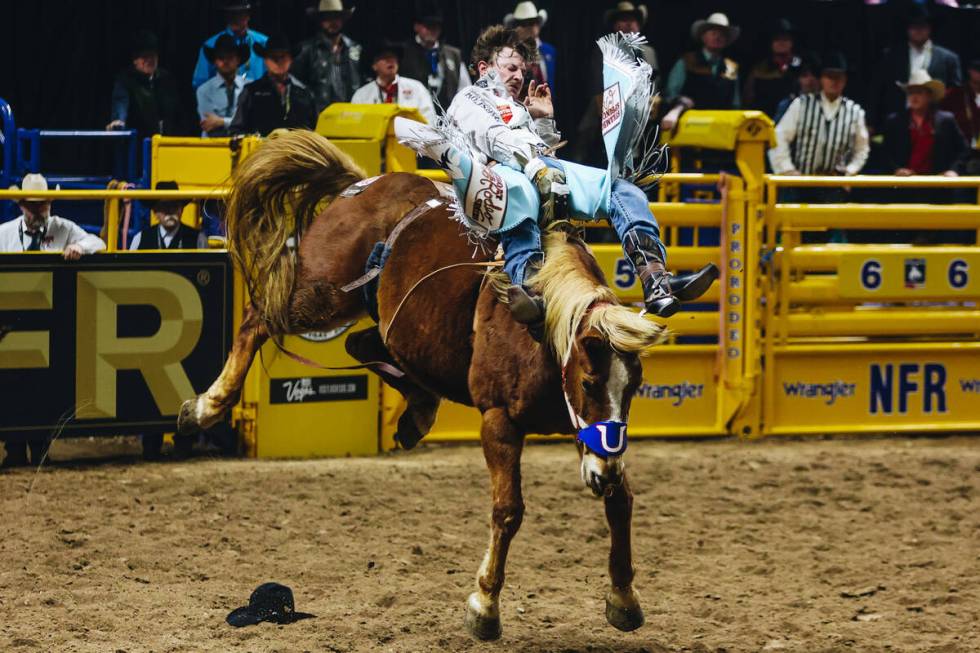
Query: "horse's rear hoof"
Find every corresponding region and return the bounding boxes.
[606,594,645,632]
[177,399,200,436]
[464,596,501,641]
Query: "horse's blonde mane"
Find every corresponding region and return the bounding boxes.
[528,231,667,364]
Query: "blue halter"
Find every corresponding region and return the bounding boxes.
[577,420,628,459]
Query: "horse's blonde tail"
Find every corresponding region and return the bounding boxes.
[225,130,366,336]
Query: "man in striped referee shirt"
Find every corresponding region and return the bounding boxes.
[769,51,870,195]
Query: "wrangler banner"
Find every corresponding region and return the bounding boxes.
[0,253,232,437]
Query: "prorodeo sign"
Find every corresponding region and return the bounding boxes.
[0,253,232,435]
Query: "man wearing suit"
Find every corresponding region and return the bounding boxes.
[869,5,961,130]
[398,2,470,112]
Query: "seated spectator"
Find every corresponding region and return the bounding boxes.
[192,1,267,89]
[505,2,555,99]
[0,173,106,468]
[398,2,470,112]
[941,58,980,174]
[197,34,250,137]
[769,52,869,206]
[107,30,184,139]
[292,0,362,114]
[351,42,436,124]
[744,18,799,120]
[230,34,318,136]
[663,12,740,131]
[773,52,820,124]
[130,181,208,250]
[883,70,966,178]
[869,5,961,130]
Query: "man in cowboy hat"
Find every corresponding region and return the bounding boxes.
[230,34,318,136]
[505,2,556,100]
[883,70,966,178]
[128,181,207,250]
[192,1,268,89]
[869,4,961,130]
[197,34,251,137]
[399,0,470,112]
[770,52,869,212]
[744,18,800,120]
[107,29,185,139]
[292,0,363,113]
[0,173,106,258]
[773,51,821,124]
[662,12,740,131]
[0,173,106,468]
[941,59,980,173]
[351,41,437,124]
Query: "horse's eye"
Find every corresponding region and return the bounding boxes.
[581,379,595,393]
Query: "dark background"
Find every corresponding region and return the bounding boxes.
[2,0,980,174]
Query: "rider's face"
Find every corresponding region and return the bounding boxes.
[490,48,526,99]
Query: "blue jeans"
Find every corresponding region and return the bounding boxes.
[499,160,666,286]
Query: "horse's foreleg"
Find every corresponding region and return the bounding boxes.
[177,305,268,435]
[465,407,525,641]
[345,327,440,449]
[604,474,644,631]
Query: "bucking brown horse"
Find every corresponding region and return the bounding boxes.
[178,130,666,640]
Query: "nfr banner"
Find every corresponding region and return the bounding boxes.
[0,252,233,437]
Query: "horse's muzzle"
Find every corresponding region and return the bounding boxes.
[582,453,625,498]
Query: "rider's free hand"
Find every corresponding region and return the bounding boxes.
[523,81,553,119]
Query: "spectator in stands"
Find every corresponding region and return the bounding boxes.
[230,34,318,136]
[941,58,980,174]
[769,52,869,202]
[773,52,820,124]
[351,42,437,123]
[192,1,268,90]
[398,2,471,111]
[662,12,741,131]
[107,30,184,139]
[129,181,207,250]
[0,173,106,468]
[574,2,656,167]
[292,0,363,113]
[196,34,251,137]
[505,2,555,100]
[882,70,966,178]
[869,5,961,130]
[743,18,799,120]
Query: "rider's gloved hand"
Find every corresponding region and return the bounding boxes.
[523,158,569,224]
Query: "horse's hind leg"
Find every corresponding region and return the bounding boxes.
[344,327,439,450]
[604,473,645,631]
[178,304,268,435]
[465,408,525,641]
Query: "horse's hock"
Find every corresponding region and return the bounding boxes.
[156,108,980,457]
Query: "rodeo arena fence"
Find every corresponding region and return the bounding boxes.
[2,103,979,458]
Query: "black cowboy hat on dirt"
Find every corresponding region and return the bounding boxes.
[226,582,315,627]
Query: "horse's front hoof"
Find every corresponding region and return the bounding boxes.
[177,398,200,436]
[605,593,645,632]
[394,411,424,450]
[464,594,502,641]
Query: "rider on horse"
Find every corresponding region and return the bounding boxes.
[397,25,718,334]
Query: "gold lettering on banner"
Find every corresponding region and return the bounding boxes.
[75,271,203,418]
[0,272,53,369]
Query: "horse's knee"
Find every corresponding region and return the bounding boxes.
[491,501,524,536]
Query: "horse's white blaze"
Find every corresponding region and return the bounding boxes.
[606,354,630,423]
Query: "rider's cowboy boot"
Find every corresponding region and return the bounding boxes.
[668,263,721,301]
[506,285,546,342]
[623,231,679,317]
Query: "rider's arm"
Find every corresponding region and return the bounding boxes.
[533,117,561,148]
[448,87,543,171]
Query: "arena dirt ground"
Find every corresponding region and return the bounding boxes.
[1,435,978,653]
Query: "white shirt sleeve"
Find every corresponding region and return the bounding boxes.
[769,96,802,174]
[197,231,209,249]
[129,232,142,250]
[416,83,437,124]
[458,65,472,91]
[845,108,870,176]
[447,86,544,170]
[351,83,375,105]
[65,220,106,254]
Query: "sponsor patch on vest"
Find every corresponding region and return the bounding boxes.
[601,82,623,135]
[498,103,514,124]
